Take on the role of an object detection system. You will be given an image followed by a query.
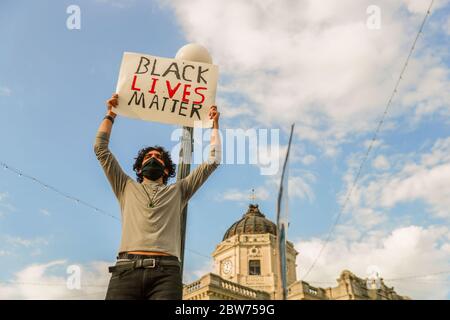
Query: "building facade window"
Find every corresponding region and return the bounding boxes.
[308,288,318,295]
[249,260,261,275]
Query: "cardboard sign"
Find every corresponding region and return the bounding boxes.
[114,52,219,128]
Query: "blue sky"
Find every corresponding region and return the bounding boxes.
[0,0,449,299]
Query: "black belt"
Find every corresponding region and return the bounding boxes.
[109,253,181,273]
[117,252,179,261]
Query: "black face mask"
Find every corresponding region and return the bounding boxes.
[141,157,165,181]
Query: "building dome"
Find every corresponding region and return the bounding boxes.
[223,204,277,241]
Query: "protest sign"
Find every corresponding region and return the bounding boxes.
[115,52,219,128]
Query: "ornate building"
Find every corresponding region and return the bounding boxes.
[183,204,410,300]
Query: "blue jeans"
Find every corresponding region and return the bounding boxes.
[105,257,182,300]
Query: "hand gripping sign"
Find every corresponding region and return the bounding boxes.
[114,52,219,128]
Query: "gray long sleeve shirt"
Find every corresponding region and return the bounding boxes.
[94,131,220,261]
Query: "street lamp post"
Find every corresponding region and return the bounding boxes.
[174,43,213,277]
[177,125,193,276]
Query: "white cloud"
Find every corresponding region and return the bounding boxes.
[380,163,450,218]
[5,235,50,248]
[0,260,111,300]
[217,187,269,202]
[363,139,384,149]
[445,15,450,35]
[39,208,51,216]
[287,175,316,202]
[372,155,390,170]
[350,207,387,229]
[344,137,450,220]
[216,97,254,120]
[302,155,316,165]
[404,65,450,122]
[1,259,230,299]
[165,0,450,150]
[183,259,215,284]
[95,0,136,9]
[2,235,51,257]
[0,250,11,257]
[403,0,449,14]
[0,192,15,217]
[0,86,11,96]
[296,224,450,299]
[217,169,316,204]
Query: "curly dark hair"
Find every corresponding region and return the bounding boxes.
[133,146,176,184]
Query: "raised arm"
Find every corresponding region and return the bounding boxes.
[98,93,118,135]
[179,105,221,203]
[93,93,130,201]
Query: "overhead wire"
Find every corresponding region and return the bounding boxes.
[301,0,436,281]
[0,160,212,260]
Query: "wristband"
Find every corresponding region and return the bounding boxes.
[104,115,115,124]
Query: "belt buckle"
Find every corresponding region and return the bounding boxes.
[143,258,156,268]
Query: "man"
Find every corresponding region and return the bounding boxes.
[94,93,221,300]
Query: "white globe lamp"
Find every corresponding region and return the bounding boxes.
[175,43,212,64]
